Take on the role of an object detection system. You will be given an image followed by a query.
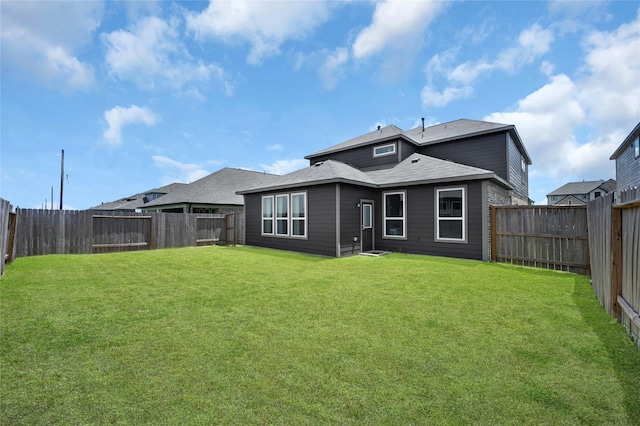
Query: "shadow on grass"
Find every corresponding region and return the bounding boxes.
[572,277,640,422]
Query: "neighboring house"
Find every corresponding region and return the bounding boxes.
[140,168,280,213]
[238,118,532,260]
[610,122,640,191]
[546,179,616,206]
[91,183,187,211]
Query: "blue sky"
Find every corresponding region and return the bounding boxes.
[1,0,639,209]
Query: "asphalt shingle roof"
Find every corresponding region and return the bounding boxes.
[90,182,187,210]
[238,154,511,194]
[546,180,607,196]
[143,168,281,207]
[305,119,531,164]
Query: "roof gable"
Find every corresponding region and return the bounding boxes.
[610,121,640,160]
[547,180,607,196]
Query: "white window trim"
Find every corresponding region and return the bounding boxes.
[261,195,274,235]
[435,186,467,243]
[275,194,289,236]
[383,190,406,239]
[290,192,307,238]
[263,192,307,239]
[373,143,396,158]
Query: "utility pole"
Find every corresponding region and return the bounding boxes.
[60,149,64,210]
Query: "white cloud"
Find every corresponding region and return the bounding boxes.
[318,47,349,90]
[103,15,231,95]
[103,105,160,146]
[577,12,640,130]
[152,155,211,184]
[266,144,284,152]
[0,1,102,90]
[352,0,445,59]
[422,23,554,108]
[260,159,308,175]
[485,9,639,186]
[186,0,333,65]
[421,85,474,108]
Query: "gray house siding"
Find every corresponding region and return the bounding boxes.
[507,133,529,199]
[310,138,407,170]
[615,141,640,190]
[244,185,337,257]
[420,133,509,185]
[374,181,485,260]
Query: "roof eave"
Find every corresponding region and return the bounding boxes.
[377,172,513,190]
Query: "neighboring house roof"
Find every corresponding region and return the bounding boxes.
[142,168,281,208]
[610,121,640,160]
[90,182,187,210]
[305,118,532,164]
[238,154,512,195]
[547,180,611,197]
[554,195,585,206]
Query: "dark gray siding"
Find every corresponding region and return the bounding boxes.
[244,185,337,257]
[507,133,528,199]
[311,138,406,169]
[399,140,419,162]
[375,181,485,260]
[615,140,640,190]
[420,133,508,181]
[339,184,376,256]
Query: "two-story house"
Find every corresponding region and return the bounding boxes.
[238,118,532,260]
[610,122,640,191]
[546,179,616,206]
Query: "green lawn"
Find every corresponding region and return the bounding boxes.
[1,246,639,425]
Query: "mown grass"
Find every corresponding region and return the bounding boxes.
[1,246,639,425]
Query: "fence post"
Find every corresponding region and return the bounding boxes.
[611,206,622,320]
[490,206,497,262]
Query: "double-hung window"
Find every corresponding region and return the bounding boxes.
[436,187,466,242]
[383,191,405,238]
[262,196,273,235]
[291,193,306,237]
[635,137,639,159]
[276,194,289,236]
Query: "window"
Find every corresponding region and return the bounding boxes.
[363,204,372,229]
[263,192,307,238]
[595,191,601,198]
[635,137,639,159]
[521,157,526,181]
[436,187,465,242]
[262,196,273,235]
[383,191,405,238]
[373,143,396,157]
[275,194,289,236]
[291,193,306,237]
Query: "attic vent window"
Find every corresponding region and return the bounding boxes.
[315,161,324,167]
[373,143,396,158]
[411,158,420,163]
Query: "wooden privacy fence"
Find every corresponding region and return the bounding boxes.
[1,198,14,277]
[7,209,245,261]
[490,205,589,275]
[588,188,640,348]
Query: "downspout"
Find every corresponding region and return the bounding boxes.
[336,184,341,257]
